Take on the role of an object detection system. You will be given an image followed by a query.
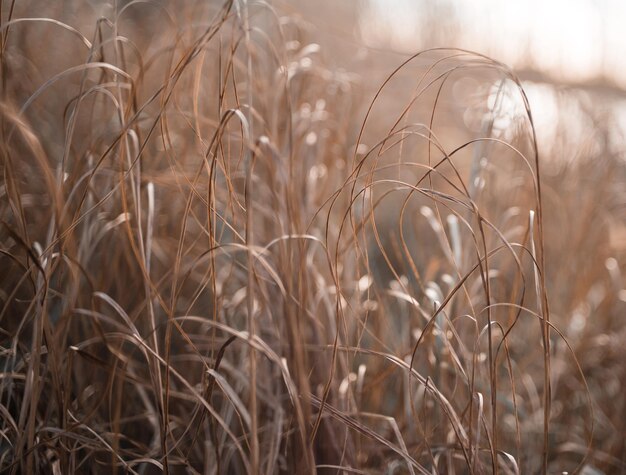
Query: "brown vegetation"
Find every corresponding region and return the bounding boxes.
[0,1,624,473]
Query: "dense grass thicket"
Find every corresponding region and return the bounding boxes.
[1,1,625,473]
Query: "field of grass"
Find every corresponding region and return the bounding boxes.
[1,1,625,473]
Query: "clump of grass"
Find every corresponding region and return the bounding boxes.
[0,1,623,474]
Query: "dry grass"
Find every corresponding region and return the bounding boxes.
[0,1,624,473]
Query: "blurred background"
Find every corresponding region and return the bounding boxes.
[362,0,626,88]
[360,0,626,157]
[285,0,626,156]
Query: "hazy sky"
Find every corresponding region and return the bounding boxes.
[362,0,626,88]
